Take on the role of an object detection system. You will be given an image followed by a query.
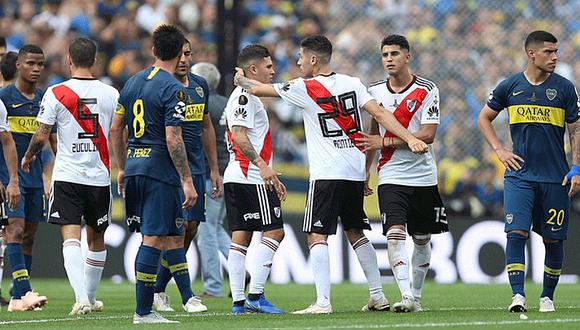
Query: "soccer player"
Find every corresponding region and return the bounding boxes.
[478,30,580,313]
[235,35,427,314]
[152,39,221,313]
[1,52,18,87]
[0,45,48,311]
[21,37,118,315]
[110,24,195,324]
[356,35,448,313]
[225,44,286,315]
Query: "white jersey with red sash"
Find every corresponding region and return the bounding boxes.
[274,73,373,181]
[368,75,440,186]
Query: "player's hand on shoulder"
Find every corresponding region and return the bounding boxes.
[494,147,524,171]
[408,138,428,154]
[233,67,245,87]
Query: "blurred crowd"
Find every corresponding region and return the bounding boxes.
[3,0,580,217]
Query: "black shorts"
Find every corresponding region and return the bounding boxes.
[303,180,370,235]
[48,181,111,233]
[224,183,283,232]
[378,184,448,235]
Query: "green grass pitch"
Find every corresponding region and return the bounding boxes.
[1,280,580,329]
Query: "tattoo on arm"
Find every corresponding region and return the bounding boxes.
[26,123,52,158]
[569,121,580,164]
[166,126,192,180]
[232,126,260,163]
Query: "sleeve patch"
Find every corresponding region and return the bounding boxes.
[238,95,248,105]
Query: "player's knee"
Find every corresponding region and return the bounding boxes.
[543,237,559,244]
[6,225,24,243]
[507,230,529,238]
[412,233,431,246]
[264,228,284,242]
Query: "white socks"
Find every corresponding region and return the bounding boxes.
[352,236,384,301]
[228,243,247,302]
[249,237,279,295]
[85,250,107,304]
[387,228,412,298]
[411,234,431,299]
[310,241,331,306]
[63,239,88,303]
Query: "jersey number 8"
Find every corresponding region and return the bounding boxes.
[133,99,145,138]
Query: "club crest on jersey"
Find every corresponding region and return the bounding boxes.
[176,89,187,102]
[406,99,417,112]
[175,217,185,228]
[274,207,281,218]
[505,213,513,224]
[546,89,557,101]
[238,94,248,105]
[196,86,204,98]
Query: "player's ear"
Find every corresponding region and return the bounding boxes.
[151,46,157,58]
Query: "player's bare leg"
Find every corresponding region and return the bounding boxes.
[411,233,431,312]
[228,230,251,314]
[345,228,389,312]
[245,228,285,314]
[85,226,107,312]
[183,220,199,252]
[61,224,91,315]
[506,229,528,313]
[386,224,415,313]
[293,233,332,314]
[5,217,46,311]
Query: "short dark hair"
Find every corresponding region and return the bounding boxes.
[18,44,44,58]
[1,52,18,81]
[0,37,6,49]
[152,24,185,61]
[525,30,558,49]
[300,35,332,64]
[381,34,410,52]
[237,44,271,68]
[68,37,97,68]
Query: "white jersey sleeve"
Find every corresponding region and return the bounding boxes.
[228,90,257,129]
[0,99,9,132]
[420,86,440,125]
[354,77,375,109]
[273,78,308,108]
[37,87,60,126]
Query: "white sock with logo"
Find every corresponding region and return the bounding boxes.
[310,241,331,306]
[85,250,107,304]
[248,237,279,295]
[228,243,247,302]
[62,239,88,303]
[387,228,412,298]
[411,234,431,299]
[352,236,385,301]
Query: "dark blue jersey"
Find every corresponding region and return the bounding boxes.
[117,67,188,186]
[487,72,580,183]
[0,84,45,188]
[180,72,209,175]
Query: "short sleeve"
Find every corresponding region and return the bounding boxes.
[487,78,510,111]
[420,86,440,125]
[228,91,257,129]
[163,82,188,126]
[564,83,580,123]
[273,78,307,108]
[354,78,374,108]
[36,87,59,126]
[0,99,9,132]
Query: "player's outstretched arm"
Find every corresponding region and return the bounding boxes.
[231,125,286,201]
[564,120,580,196]
[234,67,280,97]
[202,113,222,198]
[166,125,197,209]
[478,105,523,171]
[362,100,427,154]
[110,113,128,196]
[22,123,52,174]
[0,131,20,210]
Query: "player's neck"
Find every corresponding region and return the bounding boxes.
[15,79,36,99]
[70,67,94,79]
[524,65,550,85]
[176,75,188,86]
[312,65,332,77]
[388,71,414,91]
[154,59,179,76]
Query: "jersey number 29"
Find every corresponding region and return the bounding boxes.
[316,91,362,137]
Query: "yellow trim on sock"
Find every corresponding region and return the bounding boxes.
[507,263,525,272]
[169,262,188,273]
[12,269,29,279]
[160,258,169,269]
[136,272,157,283]
[544,266,562,276]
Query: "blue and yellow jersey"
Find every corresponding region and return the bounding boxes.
[0,84,45,188]
[181,72,209,175]
[488,72,580,183]
[117,66,188,186]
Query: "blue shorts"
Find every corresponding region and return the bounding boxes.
[504,177,569,240]
[6,187,46,222]
[181,174,206,222]
[124,175,183,236]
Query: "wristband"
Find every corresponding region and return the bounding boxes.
[381,137,386,148]
[565,164,580,181]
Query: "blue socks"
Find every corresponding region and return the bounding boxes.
[154,257,172,294]
[135,245,161,316]
[541,241,563,300]
[164,248,193,305]
[24,254,32,274]
[6,243,31,299]
[506,232,527,296]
